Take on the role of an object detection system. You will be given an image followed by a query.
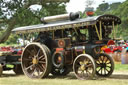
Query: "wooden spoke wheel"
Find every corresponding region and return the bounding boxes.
[0,64,3,77]
[73,54,96,80]
[21,43,51,79]
[13,64,23,75]
[95,53,114,77]
[51,66,71,76]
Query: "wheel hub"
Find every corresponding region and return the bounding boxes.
[32,58,38,64]
[101,63,106,68]
[80,65,85,71]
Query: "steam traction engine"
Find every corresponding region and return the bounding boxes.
[12,13,121,79]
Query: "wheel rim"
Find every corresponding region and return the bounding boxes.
[96,53,114,77]
[73,54,96,80]
[21,43,51,79]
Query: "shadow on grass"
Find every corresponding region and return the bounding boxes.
[1,73,128,80]
[46,73,107,80]
[46,73,77,80]
[109,74,128,79]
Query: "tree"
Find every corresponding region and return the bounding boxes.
[0,0,67,43]
[95,3,109,15]
[95,0,128,39]
[85,0,94,7]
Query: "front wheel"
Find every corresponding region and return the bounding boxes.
[95,53,114,77]
[73,54,96,80]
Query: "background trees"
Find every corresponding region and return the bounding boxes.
[0,0,68,44]
[1,0,128,44]
[95,0,128,39]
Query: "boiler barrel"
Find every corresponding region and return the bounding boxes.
[41,12,80,24]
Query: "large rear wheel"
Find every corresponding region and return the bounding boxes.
[73,54,96,80]
[21,43,51,79]
[95,53,114,77]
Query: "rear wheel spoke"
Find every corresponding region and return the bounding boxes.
[37,64,44,71]
[26,49,33,57]
[33,45,37,55]
[25,64,34,70]
[38,55,45,60]
[37,49,41,56]
[38,61,46,64]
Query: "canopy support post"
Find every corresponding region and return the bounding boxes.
[73,27,78,36]
[112,21,115,39]
[95,24,101,40]
[99,21,102,40]
[62,30,64,38]
[52,30,55,39]
[23,34,25,46]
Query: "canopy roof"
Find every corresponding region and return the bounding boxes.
[12,14,121,34]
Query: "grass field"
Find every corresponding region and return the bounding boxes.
[0,63,128,85]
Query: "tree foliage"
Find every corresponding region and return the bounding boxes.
[95,1,128,39]
[0,0,66,44]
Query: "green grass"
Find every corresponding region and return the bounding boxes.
[0,64,128,85]
[0,73,128,85]
[115,63,128,71]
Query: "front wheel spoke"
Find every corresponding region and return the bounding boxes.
[105,58,108,63]
[76,63,80,68]
[104,68,106,74]
[97,67,102,72]
[105,68,110,72]
[96,63,101,67]
[97,59,101,64]
[106,62,111,64]
[86,63,93,67]
[99,56,103,61]
[86,70,92,77]
[106,66,111,68]
[102,56,105,62]
[101,68,103,74]
[81,71,85,76]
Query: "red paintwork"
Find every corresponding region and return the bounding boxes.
[86,11,94,16]
[103,43,128,53]
[56,48,64,52]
